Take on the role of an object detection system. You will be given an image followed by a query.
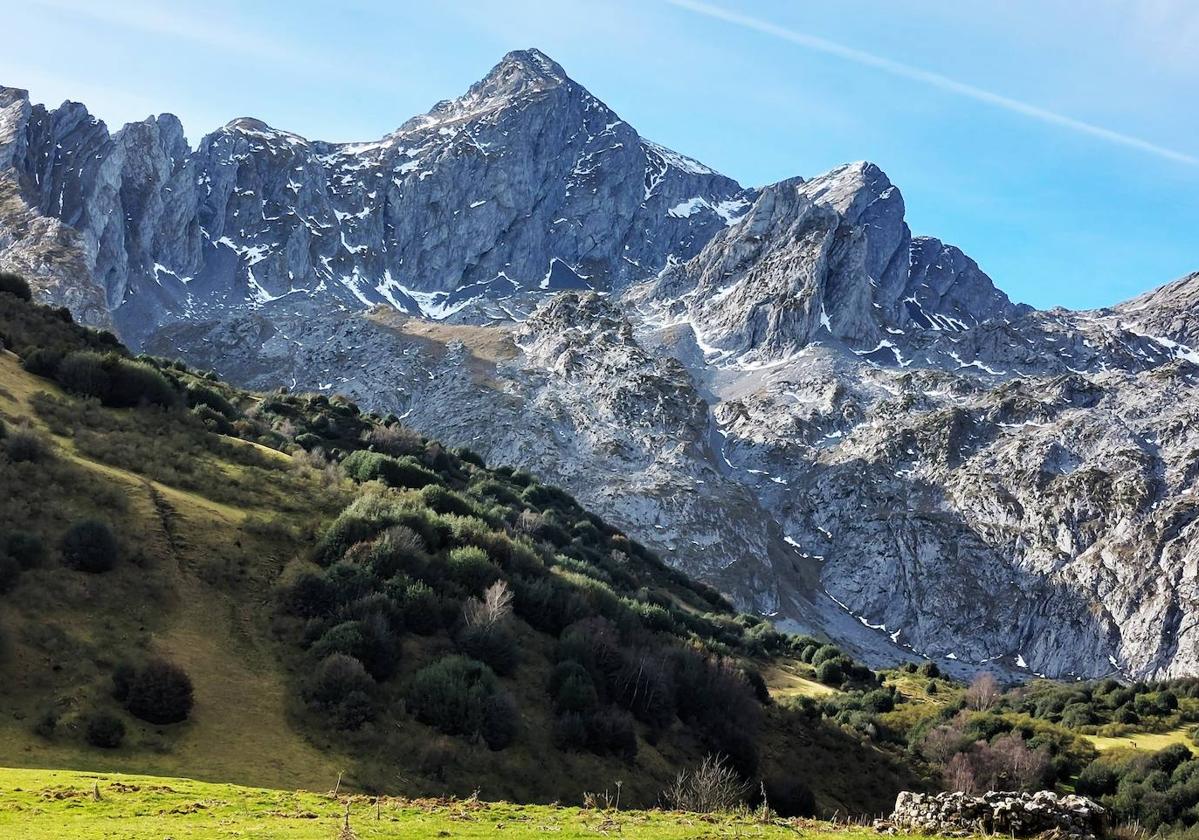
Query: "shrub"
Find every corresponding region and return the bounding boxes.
[4,531,45,569]
[85,712,126,748]
[447,546,500,594]
[123,660,194,724]
[662,754,750,813]
[457,622,518,676]
[60,520,118,573]
[816,658,843,685]
[0,271,32,301]
[304,651,374,709]
[56,351,177,408]
[550,661,598,713]
[56,351,111,399]
[481,690,519,750]
[279,570,334,618]
[185,383,237,418]
[556,707,637,759]
[918,661,941,679]
[309,616,400,681]
[341,450,439,489]
[394,580,446,634]
[811,644,842,666]
[111,662,136,702]
[21,347,62,377]
[4,428,49,463]
[405,655,510,746]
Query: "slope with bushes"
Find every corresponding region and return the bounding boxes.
[0,277,922,814]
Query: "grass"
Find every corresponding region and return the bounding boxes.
[0,766,899,839]
[1085,726,1198,755]
[762,661,838,699]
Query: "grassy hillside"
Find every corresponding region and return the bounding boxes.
[0,283,923,816]
[0,766,908,840]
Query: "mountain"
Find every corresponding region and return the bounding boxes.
[0,50,750,344]
[2,50,1198,681]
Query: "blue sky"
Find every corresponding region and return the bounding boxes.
[5,0,1197,309]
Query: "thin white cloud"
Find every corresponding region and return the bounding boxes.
[664,0,1197,166]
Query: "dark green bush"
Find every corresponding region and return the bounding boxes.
[481,690,519,750]
[4,531,45,569]
[405,655,511,746]
[447,546,500,595]
[185,382,237,418]
[56,351,177,408]
[550,661,598,713]
[811,644,842,666]
[4,428,49,463]
[85,712,126,748]
[457,622,518,676]
[760,775,815,817]
[0,272,32,301]
[309,615,400,681]
[20,347,62,377]
[341,450,439,489]
[60,520,118,573]
[816,659,844,685]
[279,570,334,618]
[304,653,376,729]
[123,660,194,724]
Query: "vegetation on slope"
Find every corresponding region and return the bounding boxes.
[0,277,921,815]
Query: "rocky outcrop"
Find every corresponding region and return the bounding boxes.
[886,790,1107,839]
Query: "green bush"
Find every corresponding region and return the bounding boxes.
[304,653,375,729]
[406,655,513,747]
[309,616,400,681]
[4,531,45,569]
[481,690,519,750]
[550,661,598,713]
[811,644,842,666]
[457,622,518,676]
[0,272,32,301]
[85,712,126,748]
[341,450,439,489]
[4,429,49,463]
[447,546,500,594]
[20,347,62,377]
[393,579,446,634]
[56,351,177,408]
[123,660,194,724]
[816,658,843,686]
[185,383,237,418]
[60,520,118,573]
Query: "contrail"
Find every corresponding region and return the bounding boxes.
[664,0,1197,166]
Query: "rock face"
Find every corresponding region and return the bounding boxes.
[4,49,1199,680]
[888,790,1107,839]
[0,50,750,344]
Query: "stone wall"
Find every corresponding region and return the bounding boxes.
[885,790,1107,839]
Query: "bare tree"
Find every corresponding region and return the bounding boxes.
[662,754,750,814]
[964,672,1000,711]
[463,579,514,629]
[945,752,978,793]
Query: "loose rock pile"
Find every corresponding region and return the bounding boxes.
[884,790,1107,839]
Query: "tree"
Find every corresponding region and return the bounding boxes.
[60,520,119,573]
[964,672,1000,711]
